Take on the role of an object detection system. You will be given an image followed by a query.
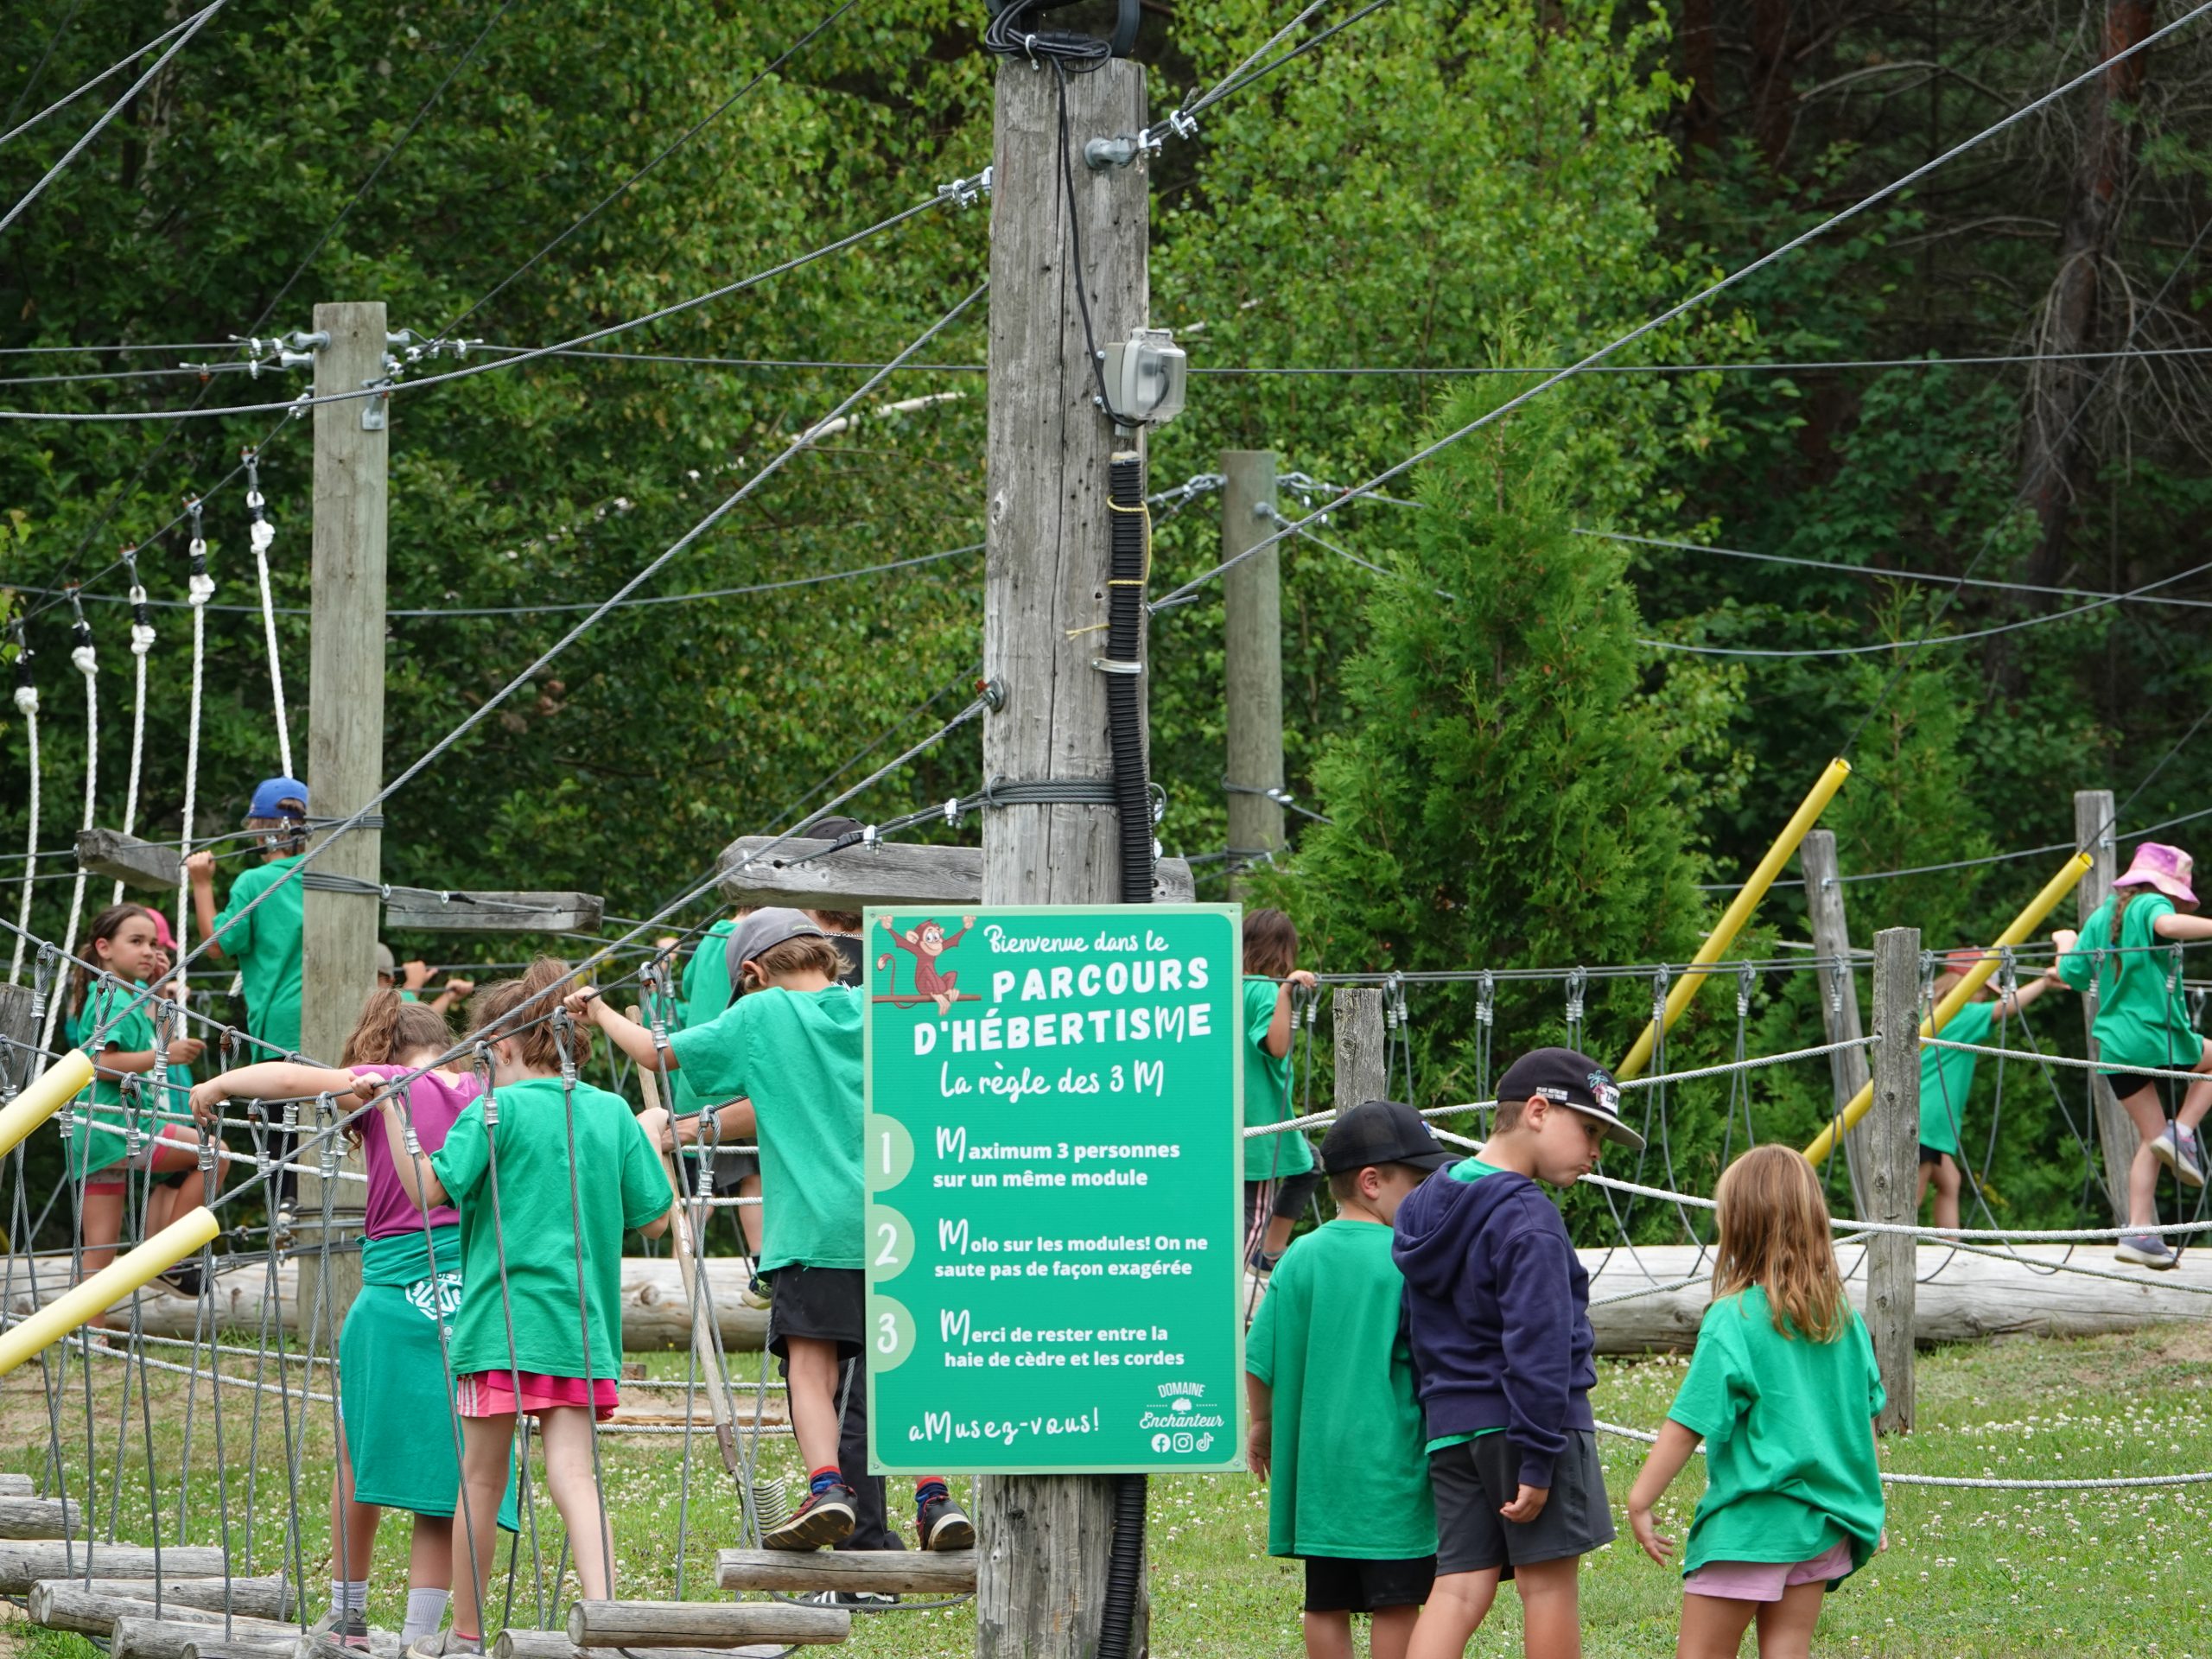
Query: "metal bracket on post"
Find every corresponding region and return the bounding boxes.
[359,379,391,432]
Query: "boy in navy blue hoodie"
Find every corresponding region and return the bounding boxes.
[1394,1048,1645,1659]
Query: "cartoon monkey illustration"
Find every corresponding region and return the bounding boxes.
[879,914,976,1015]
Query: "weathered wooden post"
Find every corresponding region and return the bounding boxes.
[973,49,1152,1659]
[2075,789,2134,1223]
[1332,988,1387,1112]
[1799,831,1872,1216]
[1867,925,1918,1433]
[297,302,387,1370]
[1222,449,1282,895]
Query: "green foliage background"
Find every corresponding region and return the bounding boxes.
[6,0,2211,1239]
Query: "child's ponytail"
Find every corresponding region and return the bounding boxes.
[340,987,453,1067]
[470,957,594,1072]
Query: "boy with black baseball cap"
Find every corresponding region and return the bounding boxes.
[1247,1100,1453,1659]
[1393,1048,1643,1659]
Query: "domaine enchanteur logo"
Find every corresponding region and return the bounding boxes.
[874,914,980,1014]
[1141,1377,1224,1452]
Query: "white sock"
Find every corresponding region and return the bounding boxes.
[402,1588,450,1642]
[330,1580,369,1616]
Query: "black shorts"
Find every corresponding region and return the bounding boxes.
[1917,1144,1954,1168]
[1302,1554,1436,1614]
[766,1264,864,1363]
[1245,1169,1325,1230]
[1430,1430,1614,1577]
[670,1147,759,1198]
[2106,1071,2166,1103]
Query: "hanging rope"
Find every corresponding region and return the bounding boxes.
[36,590,99,1059]
[176,499,212,1002]
[7,620,36,985]
[112,544,156,907]
[243,448,294,779]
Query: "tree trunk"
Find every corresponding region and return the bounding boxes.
[2019,0,2157,590]
[1750,0,1795,169]
[1681,0,1720,153]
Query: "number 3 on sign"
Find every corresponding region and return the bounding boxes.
[868,1296,915,1371]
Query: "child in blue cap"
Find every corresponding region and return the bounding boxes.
[187,774,309,1228]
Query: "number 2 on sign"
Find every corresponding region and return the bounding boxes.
[876,1222,899,1268]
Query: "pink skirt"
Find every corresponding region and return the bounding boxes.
[1683,1539,1854,1603]
[455,1370,620,1421]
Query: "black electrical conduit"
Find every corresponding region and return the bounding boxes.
[1098,444,1153,1659]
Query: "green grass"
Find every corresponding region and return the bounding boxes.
[5,1327,2210,1658]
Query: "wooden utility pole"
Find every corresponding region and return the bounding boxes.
[1221,450,1282,895]
[976,54,1150,1659]
[297,301,388,1351]
[1332,988,1386,1112]
[1867,925,1918,1434]
[1799,831,1872,1217]
[2075,790,2134,1222]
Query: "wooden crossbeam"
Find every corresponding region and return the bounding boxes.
[716,838,1193,910]
[566,1599,849,1649]
[381,887,605,933]
[716,1548,976,1595]
[75,829,181,892]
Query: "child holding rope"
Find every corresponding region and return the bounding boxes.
[578,908,975,1554]
[66,901,218,1312]
[186,774,310,1230]
[1916,947,2068,1233]
[373,958,673,1659]
[1244,908,1321,1274]
[2054,842,2212,1269]
[1626,1145,1885,1659]
[192,988,517,1654]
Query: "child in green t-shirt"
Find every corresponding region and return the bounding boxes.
[1916,947,2067,1233]
[1627,1145,1885,1659]
[1248,1100,1452,1659]
[187,774,310,1228]
[65,902,217,1315]
[374,958,673,1659]
[1243,908,1321,1274]
[2055,841,2212,1268]
[580,909,975,1557]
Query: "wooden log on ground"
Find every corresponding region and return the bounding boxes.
[35,1575,295,1621]
[1580,1243,2212,1352]
[716,836,1194,909]
[566,1599,849,1649]
[183,1641,298,1659]
[30,1583,296,1638]
[0,1543,228,1595]
[0,1474,34,1497]
[0,1496,83,1538]
[76,829,183,892]
[6,1255,768,1351]
[111,1614,302,1659]
[494,1633,782,1659]
[716,1548,976,1595]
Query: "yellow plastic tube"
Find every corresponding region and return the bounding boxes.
[1616,758,1853,1082]
[0,1050,95,1160]
[1805,850,2092,1165]
[0,1207,219,1377]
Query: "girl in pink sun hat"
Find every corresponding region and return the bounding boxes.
[2055,842,2212,1269]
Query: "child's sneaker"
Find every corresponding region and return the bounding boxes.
[763,1484,855,1550]
[2152,1124,2207,1189]
[404,1633,481,1659]
[740,1274,772,1311]
[2116,1233,2179,1269]
[315,1611,371,1654]
[917,1490,975,1551]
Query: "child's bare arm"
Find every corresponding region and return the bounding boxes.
[90,1046,163,1079]
[189,1059,360,1126]
[1244,1375,1272,1480]
[2153,910,2212,943]
[2002,967,2067,1015]
[184,852,229,962]
[1624,1419,1700,1565]
[569,990,672,1071]
[1261,971,1319,1060]
[637,1200,673,1241]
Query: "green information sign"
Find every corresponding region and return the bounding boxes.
[862,903,1245,1474]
